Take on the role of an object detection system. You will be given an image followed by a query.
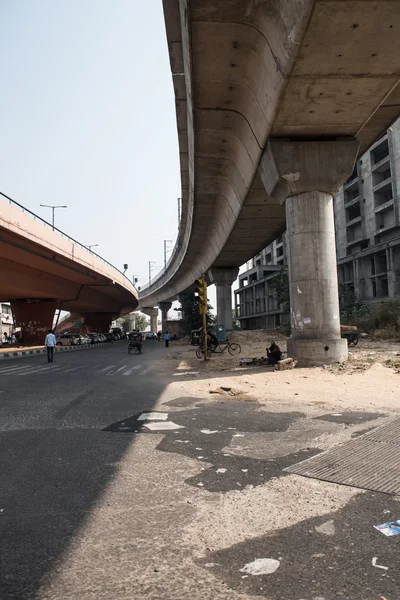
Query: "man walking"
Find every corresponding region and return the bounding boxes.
[45,329,56,363]
[164,331,171,348]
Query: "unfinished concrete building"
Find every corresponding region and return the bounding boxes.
[335,119,400,300]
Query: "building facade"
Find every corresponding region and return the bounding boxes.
[235,118,400,329]
[234,240,289,330]
[335,120,400,300]
[1,303,13,339]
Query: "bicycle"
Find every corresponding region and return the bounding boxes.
[196,339,241,359]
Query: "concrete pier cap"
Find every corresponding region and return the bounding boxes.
[208,267,239,331]
[260,138,360,367]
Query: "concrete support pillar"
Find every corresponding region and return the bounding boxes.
[82,312,113,333]
[141,307,159,333]
[158,302,172,333]
[11,298,57,344]
[260,138,359,366]
[208,267,239,331]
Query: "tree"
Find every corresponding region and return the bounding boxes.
[232,309,241,330]
[176,292,213,335]
[117,313,149,332]
[133,313,149,332]
[269,268,290,310]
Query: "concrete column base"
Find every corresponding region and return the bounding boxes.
[287,337,348,368]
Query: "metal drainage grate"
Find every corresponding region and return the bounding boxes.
[285,417,400,495]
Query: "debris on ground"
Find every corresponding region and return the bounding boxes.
[239,357,270,367]
[372,557,389,570]
[278,357,298,371]
[209,386,245,396]
[239,558,280,575]
[374,520,400,536]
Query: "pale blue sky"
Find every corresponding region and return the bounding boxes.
[0,0,181,288]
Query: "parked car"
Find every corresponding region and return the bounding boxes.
[111,327,125,340]
[87,333,101,344]
[103,332,117,342]
[56,333,80,346]
[146,332,157,340]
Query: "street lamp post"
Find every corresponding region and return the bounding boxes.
[40,204,67,230]
[164,239,173,269]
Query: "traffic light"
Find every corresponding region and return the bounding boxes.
[195,277,208,314]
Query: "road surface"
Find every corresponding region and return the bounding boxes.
[0,341,398,600]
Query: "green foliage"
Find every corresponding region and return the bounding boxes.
[232,309,241,330]
[118,313,149,332]
[176,292,213,335]
[269,268,290,310]
[134,313,150,332]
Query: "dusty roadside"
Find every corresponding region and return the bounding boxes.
[146,332,400,599]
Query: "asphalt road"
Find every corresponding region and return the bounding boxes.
[0,341,172,600]
[1,342,399,600]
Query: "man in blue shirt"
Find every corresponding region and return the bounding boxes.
[44,329,56,363]
[164,331,171,348]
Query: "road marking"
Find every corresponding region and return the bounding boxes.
[0,363,34,373]
[123,365,141,376]
[99,365,115,373]
[106,365,128,376]
[63,366,86,373]
[19,366,62,376]
[140,365,154,376]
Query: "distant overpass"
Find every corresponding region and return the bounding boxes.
[0,194,138,342]
[140,0,400,366]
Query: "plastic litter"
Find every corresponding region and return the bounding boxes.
[240,558,280,576]
[137,412,168,421]
[374,520,400,536]
[372,557,388,570]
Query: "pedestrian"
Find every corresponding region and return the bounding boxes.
[45,328,56,363]
[164,330,171,348]
[157,331,161,342]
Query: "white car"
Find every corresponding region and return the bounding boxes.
[56,333,80,346]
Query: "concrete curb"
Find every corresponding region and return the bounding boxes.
[0,342,112,360]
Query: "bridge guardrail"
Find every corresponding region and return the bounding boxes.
[0,191,135,289]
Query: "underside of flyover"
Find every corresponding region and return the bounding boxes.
[0,209,138,342]
[139,0,400,364]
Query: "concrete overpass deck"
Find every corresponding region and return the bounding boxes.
[0,194,138,341]
[140,0,400,307]
[139,0,400,365]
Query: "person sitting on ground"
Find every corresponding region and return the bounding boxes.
[266,341,282,365]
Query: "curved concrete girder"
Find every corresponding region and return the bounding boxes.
[141,0,400,309]
[140,0,312,307]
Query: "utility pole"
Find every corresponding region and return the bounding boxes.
[149,261,156,285]
[164,239,173,269]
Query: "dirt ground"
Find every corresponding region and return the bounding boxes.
[153,331,400,554]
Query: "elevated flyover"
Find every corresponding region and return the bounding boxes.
[140,0,400,365]
[0,195,138,342]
